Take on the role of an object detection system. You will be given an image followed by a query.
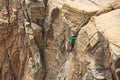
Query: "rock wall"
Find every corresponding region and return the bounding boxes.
[0,0,120,80]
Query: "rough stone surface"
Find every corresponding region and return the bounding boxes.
[0,0,120,80]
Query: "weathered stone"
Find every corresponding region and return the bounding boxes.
[75,29,90,54]
[109,43,120,61]
[61,0,99,32]
[77,9,120,80]
[30,1,45,25]
[1,0,120,80]
[104,70,113,80]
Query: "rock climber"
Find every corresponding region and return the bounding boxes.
[69,34,76,51]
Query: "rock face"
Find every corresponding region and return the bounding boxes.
[0,0,120,80]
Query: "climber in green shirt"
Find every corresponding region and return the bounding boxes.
[70,34,76,51]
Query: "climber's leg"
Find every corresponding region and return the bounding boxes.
[71,44,74,52]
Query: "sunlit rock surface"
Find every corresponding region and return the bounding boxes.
[0,0,120,80]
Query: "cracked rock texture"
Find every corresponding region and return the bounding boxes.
[0,0,120,80]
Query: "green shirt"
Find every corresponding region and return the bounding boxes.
[70,36,75,45]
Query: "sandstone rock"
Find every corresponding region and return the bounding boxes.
[30,0,45,25]
[42,1,120,80]
[90,0,120,9]
[61,0,99,32]
[109,43,120,61]
[82,69,94,80]
[88,0,120,15]
[95,9,120,46]
[75,9,120,80]
[105,70,113,80]
[1,0,120,80]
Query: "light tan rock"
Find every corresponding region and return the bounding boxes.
[89,0,120,15]
[1,0,120,80]
[95,9,120,46]
[75,9,120,80]
[61,0,99,32]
